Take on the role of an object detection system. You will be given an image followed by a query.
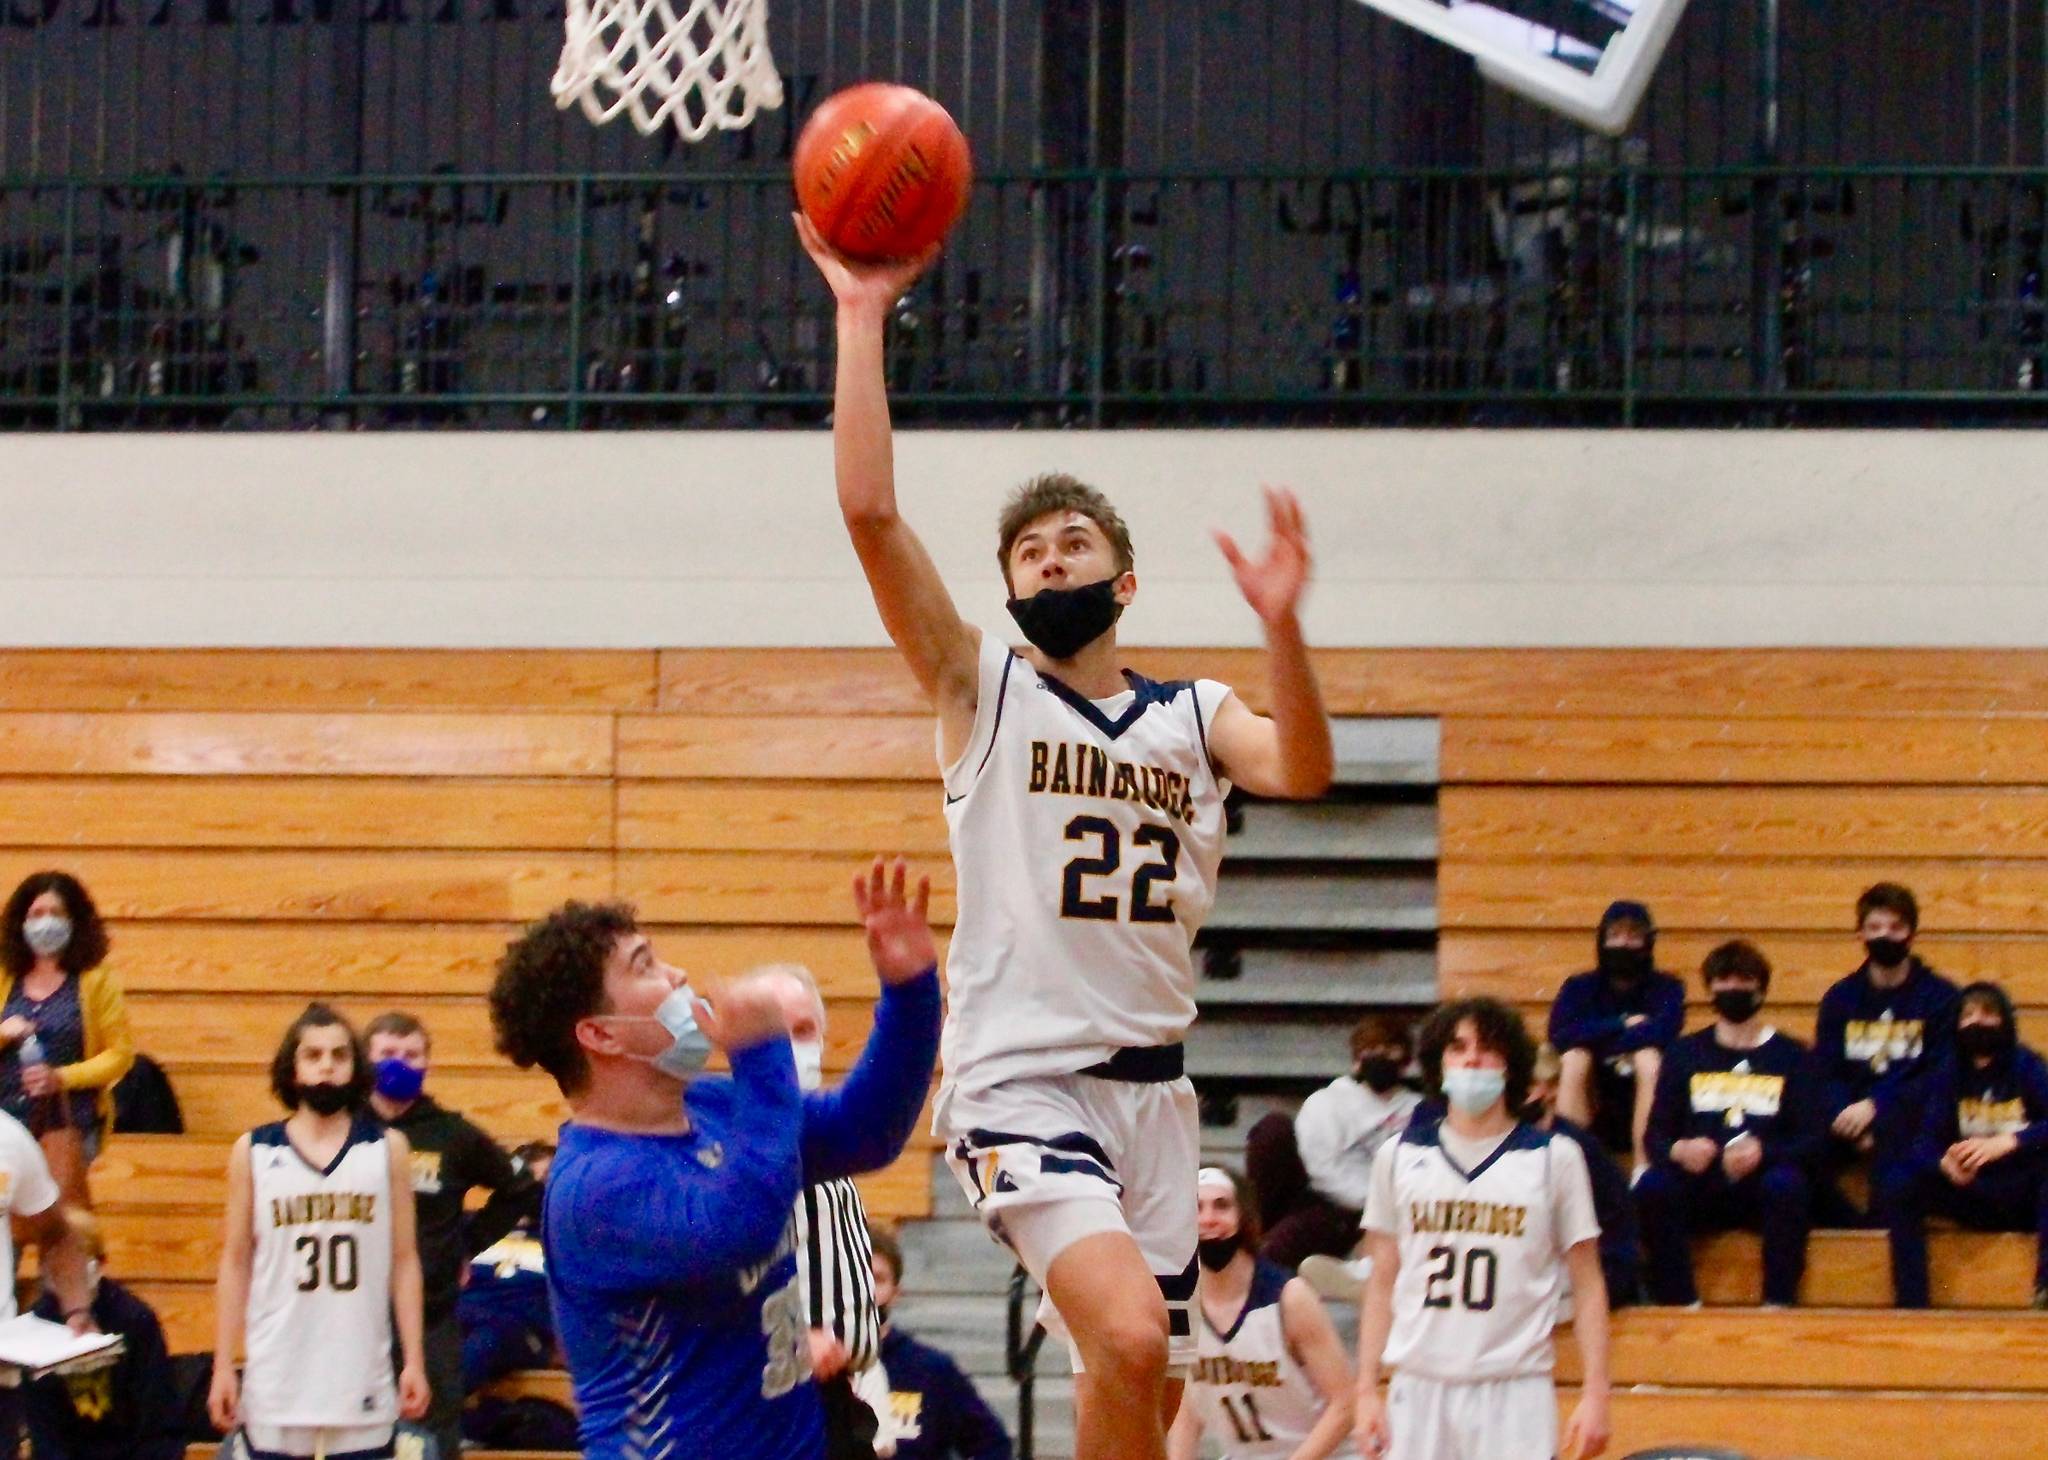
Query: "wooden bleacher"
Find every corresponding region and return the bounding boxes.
[8,647,2048,1460]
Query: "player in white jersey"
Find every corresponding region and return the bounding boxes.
[799,219,1334,1460]
[211,1004,430,1460]
[1170,1167,1358,1460]
[1354,999,1610,1460]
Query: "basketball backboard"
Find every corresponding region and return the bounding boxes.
[1351,0,1690,135]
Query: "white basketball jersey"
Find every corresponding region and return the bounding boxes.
[1192,1261,1359,1460]
[938,632,1232,1094]
[242,1116,398,1427]
[1364,1114,1599,1383]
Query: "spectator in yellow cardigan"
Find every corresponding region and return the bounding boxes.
[0,872,136,1204]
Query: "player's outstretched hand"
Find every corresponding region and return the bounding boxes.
[794,212,939,318]
[1353,1389,1391,1458]
[698,978,792,1055]
[1560,1388,1611,1459]
[853,856,938,987]
[1214,484,1313,626]
[398,1363,431,1421]
[207,1364,240,1432]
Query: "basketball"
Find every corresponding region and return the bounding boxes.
[793,82,973,262]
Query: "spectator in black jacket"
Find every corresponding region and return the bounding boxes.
[869,1229,1012,1460]
[366,1011,540,1460]
[1525,1043,1642,1308]
[1812,882,1959,1222]
[1548,900,1687,1173]
[1634,941,1816,1307]
[460,1142,556,1397]
[26,1209,184,1460]
[1882,983,2048,1308]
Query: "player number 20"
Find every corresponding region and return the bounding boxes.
[1060,815,1180,923]
[1422,1244,1497,1312]
[292,1233,360,1293]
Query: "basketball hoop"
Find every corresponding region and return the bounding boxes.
[552,0,784,142]
[1352,0,1690,135]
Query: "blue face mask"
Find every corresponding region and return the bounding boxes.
[1441,1066,1507,1115]
[617,986,715,1080]
[374,1058,426,1103]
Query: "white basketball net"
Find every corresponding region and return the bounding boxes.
[552,0,784,142]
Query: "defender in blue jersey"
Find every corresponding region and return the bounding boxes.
[488,859,944,1460]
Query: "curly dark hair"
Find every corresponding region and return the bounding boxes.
[1,871,110,979]
[995,473,1135,581]
[1417,997,1537,1114]
[269,1002,371,1111]
[490,901,639,1095]
[1701,939,1773,992]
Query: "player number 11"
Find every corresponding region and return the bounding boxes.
[1219,1393,1274,1444]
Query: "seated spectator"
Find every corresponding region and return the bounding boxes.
[869,1228,1013,1460]
[0,871,138,1205]
[460,1142,556,1398]
[1814,882,1959,1222]
[1523,1043,1643,1308]
[26,1208,184,1460]
[1245,1013,1419,1270]
[1635,941,1816,1307]
[1548,899,1685,1172]
[1882,982,2048,1308]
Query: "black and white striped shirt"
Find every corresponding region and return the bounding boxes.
[795,1176,881,1371]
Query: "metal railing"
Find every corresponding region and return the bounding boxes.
[7,166,2048,429]
[1005,1261,1049,1460]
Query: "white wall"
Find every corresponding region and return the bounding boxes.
[8,429,2048,647]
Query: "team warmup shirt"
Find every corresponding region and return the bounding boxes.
[241,1114,398,1429]
[1364,1111,1600,1382]
[876,1326,1013,1460]
[936,633,1232,1098]
[545,971,941,1460]
[1190,1259,1358,1460]
[1546,968,1687,1060]
[1907,1045,2048,1162]
[1644,1025,1819,1167]
[1813,959,1960,1117]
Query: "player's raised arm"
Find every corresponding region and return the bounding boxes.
[796,215,981,732]
[1207,485,1335,800]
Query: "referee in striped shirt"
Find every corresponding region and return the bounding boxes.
[761,965,890,1459]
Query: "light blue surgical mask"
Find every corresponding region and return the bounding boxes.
[1441,1066,1507,1115]
[610,986,715,1080]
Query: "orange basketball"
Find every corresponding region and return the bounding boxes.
[794,83,972,262]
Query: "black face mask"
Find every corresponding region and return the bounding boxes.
[1197,1236,1241,1273]
[1712,988,1764,1024]
[299,1083,354,1117]
[1007,578,1124,661]
[1599,946,1653,984]
[1864,936,1911,970]
[1356,1055,1404,1094]
[1958,1023,2012,1061]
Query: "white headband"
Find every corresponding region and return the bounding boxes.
[1197,1166,1235,1193]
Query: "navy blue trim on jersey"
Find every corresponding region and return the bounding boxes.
[962,1127,1118,1170]
[972,651,1017,780]
[1157,1254,1200,1338]
[1190,684,1219,781]
[1400,1110,1551,1184]
[250,1112,383,1179]
[1205,1258,1293,1343]
[1035,667,1196,741]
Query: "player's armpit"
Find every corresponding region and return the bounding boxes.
[1205,690,1332,800]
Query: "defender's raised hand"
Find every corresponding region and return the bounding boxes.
[1214,484,1313,626]
[853,857,938,986]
